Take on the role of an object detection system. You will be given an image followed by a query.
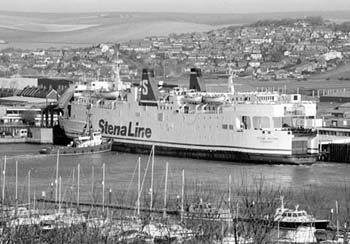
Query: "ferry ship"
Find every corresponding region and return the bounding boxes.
[59,68,319,164]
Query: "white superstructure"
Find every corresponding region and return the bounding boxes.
[59,68,319,164]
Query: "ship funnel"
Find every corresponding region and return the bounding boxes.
[189,68,205,92]
[140,68,159,104]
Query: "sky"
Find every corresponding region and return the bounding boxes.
[2,0,350,13]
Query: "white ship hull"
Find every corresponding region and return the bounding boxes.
[59,69,319,165]
[60,100,318,165]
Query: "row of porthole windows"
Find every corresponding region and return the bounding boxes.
[259,96,275,101]
[318,130,343,136]
[222,124,234,130]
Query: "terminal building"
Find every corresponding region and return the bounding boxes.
[0,76,72,137]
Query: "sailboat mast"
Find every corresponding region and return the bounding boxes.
[33,189,36,211]
[71,168,75,208]
[58,176,62,213]
[163,162,168,218]
[91,165,94,204]
[77,164,80,209]
[15,161,18,214]
[102,163,105,213]
[55,150,59,203]
[228,174,232,230]
[137,157,141,216]
[150,145,154,211]
[2,155,6,204]
[28,170,31,211]
[181,169,185,222]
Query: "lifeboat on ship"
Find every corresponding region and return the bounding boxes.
[202,94,226,104]
[98,90,121,100]
[183,94,202,104]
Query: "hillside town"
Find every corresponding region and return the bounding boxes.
[0,17,350,141]
[2,14,350,244]
[0,17,349,83]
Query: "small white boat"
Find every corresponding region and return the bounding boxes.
[274,197,329,229]
[202,94,226,104]
[98,90,121,100]
[184,200,232,221]
[39,130,112,155]
[41,103,112,155]
[183,94,202,104]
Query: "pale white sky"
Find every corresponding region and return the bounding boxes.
[2,0,350,13]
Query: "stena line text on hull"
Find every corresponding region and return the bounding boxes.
[99,119,152,138]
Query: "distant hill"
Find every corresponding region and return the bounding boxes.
[1,11,350,49]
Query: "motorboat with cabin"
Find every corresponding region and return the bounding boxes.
[40,104,112,155]
[274,197,329,229]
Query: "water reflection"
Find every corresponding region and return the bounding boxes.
[0,144,350,206]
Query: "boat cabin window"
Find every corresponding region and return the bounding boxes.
[68,105,71,117]
[242,116,251,129]
[273,117,283,128]
[253,116,270,129]
[184,106,189,114]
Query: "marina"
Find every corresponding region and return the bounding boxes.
[1,6,350,243]
[0,144,348,243]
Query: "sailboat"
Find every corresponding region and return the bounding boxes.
[39,104,112,155]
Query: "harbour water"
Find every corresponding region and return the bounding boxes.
[0,143,349,215]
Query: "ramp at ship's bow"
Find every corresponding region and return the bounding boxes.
[58,86,75,109]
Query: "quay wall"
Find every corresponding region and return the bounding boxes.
[0,137,25,144]
[324,143,350,162]
[28,127,53,144]
[0,127,53,144]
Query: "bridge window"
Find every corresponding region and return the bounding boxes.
[242,116,251,129]
[157,113,164,121]
[273,117,282,128]
[253,116,270,129]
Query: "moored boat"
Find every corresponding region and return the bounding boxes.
[41,101,112,155]
[39,130,112,155]
[59,67,319,165]
[183,93,203,104]
[274,197,329,230]
[202,94,226,104]
[184,199,232,221]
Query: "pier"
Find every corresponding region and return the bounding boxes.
[35,198,179,215]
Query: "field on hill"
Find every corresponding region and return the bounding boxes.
[1,11,350,49]
[309,62,350,80]
[0,20,228,50]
